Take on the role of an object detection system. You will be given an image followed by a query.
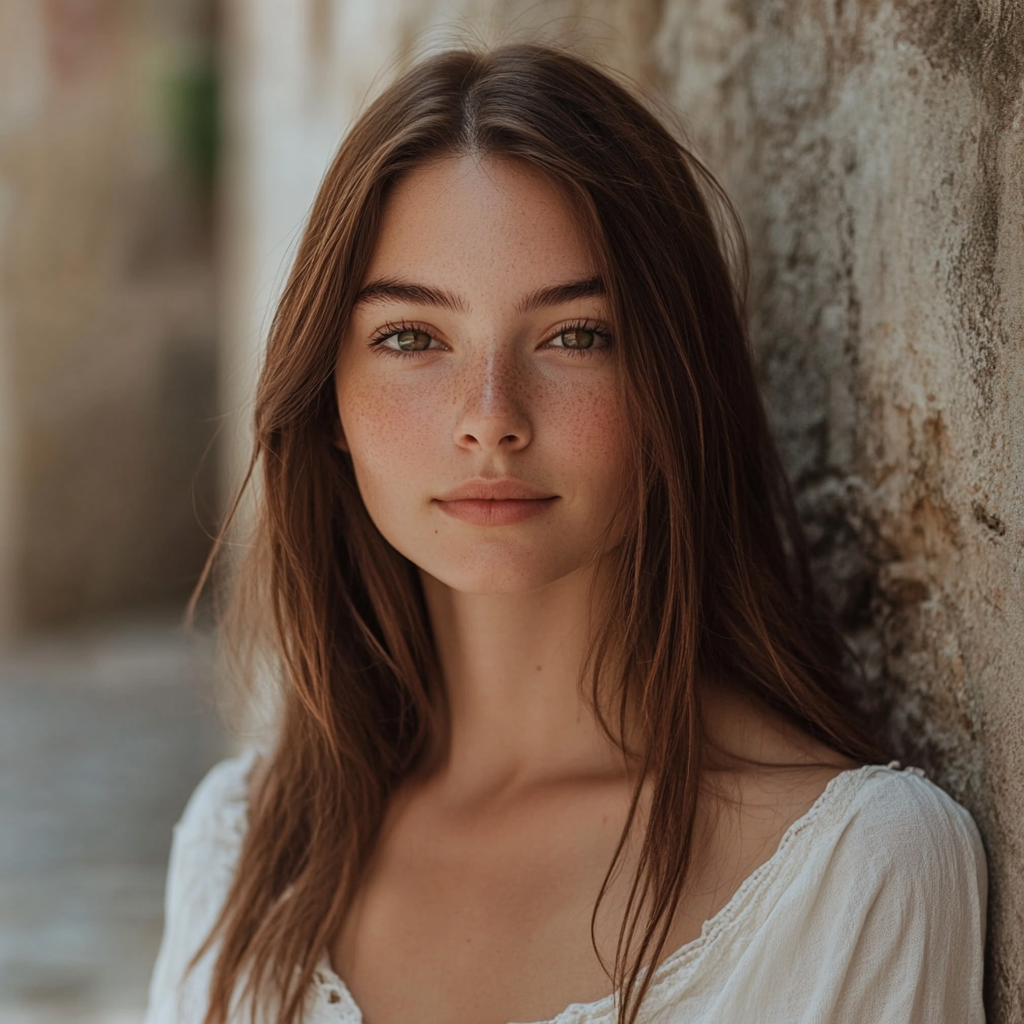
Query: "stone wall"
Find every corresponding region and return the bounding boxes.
[224,0,1023,1015]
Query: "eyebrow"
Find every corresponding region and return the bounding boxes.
[517,277,605,314]
[353,276,605,316]
[354,279,468,313]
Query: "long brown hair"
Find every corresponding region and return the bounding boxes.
[197,42,880,1024]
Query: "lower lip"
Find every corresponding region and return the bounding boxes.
[434,497,558,526]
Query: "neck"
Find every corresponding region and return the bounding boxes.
[420,558,627,797]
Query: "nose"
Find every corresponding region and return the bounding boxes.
[453,347,532,453]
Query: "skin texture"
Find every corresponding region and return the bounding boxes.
[330,155,853,1024]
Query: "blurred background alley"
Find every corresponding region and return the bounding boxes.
[0,0,225,1020]
[0,621,222,1023]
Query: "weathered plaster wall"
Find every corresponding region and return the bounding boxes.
[226,0,1023,1014]
[655,3,1024,1013]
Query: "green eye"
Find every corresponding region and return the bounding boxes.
[558,328,597,349]
[394,329,433,351]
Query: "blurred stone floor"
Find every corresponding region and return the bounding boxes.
[0,619,227,1023]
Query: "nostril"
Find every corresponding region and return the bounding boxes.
[453,403,531,452]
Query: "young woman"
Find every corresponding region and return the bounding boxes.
[144,44,986,1024]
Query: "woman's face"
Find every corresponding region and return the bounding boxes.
[335,154,629,594]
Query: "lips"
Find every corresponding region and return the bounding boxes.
[433,478,558,526]
[435,479,555,502]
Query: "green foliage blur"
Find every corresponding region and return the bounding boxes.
[165,56,220,196]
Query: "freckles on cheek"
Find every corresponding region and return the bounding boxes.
[342,377,444,485]
[548,380,629,472]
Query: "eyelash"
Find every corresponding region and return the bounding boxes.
[368,321,440,359]
[367,319,614,359]
[548,319,613,358]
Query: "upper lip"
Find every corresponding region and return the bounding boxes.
[435,479,556,501]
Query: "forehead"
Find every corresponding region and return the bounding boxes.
[365,154,597,288]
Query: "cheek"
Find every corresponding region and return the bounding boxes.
[542,376,630,490]
[336,374,444,503]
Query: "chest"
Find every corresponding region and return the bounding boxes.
[335,784,634,1023]
[327,784,772,1024]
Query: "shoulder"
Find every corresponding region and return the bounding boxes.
[830,764,987,891]
[804,766,988,1019]
[143,751,260,1024]
[174,750,258,858]
[165,749,260,941]
[751,762,987,933]
[720,766,988,1021]
[800,766,987,988]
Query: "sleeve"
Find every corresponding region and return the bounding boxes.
[751,771,988,1024]
[143,753,257,1024]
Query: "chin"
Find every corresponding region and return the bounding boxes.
[416,539,593,596]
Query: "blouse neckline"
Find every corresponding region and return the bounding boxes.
[288,760,917,1024]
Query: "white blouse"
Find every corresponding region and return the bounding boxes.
[144,752,987,1024]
